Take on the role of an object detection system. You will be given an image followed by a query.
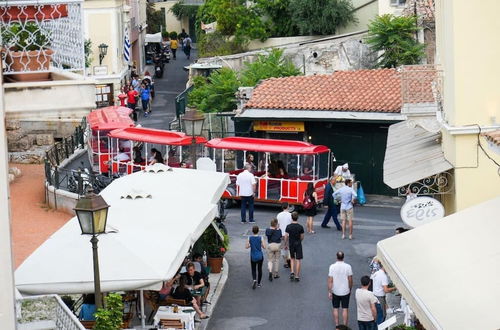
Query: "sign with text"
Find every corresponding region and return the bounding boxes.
[400,196,445,228]
[93,65,108,76]
[253,121,304,132]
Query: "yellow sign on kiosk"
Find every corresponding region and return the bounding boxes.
[253,121,305,132]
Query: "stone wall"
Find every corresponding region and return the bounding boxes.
[6,120,53,164]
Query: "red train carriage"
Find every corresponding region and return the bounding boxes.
[205,137,332,207]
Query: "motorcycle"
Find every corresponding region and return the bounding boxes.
[153,54,164,79]
[159,44,171,63]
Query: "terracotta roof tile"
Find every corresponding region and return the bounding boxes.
[245,69,403,113]
[484,130,500,146]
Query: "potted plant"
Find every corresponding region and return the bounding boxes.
[0,4,68,22]
[202,225,229,273]
[1,21,53,81]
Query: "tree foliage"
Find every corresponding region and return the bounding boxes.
[94,293,124,330]
[287,0,356,36]
[146,3,164,34]
[170,1,198,20]
[188,68,240,113]
[189,49,301,113]
[197,0,269,55]
[240,48,302,86]
[366,14,425,68]
[254,0,298,37]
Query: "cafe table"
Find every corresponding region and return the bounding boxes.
[153,306,196,330]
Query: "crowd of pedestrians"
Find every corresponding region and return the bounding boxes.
[234,160,406,329]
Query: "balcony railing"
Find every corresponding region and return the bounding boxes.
[0,0,85,75]
[401,65,442,106]
[17,294,86,330]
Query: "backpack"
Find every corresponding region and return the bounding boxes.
[302,193,315,210]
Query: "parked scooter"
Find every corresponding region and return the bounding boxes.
[153,54,164,78]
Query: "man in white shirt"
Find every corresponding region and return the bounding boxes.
[333,179,357,240]
[276,202,292,268]
[327,251,353,327]
[113,148,130,162]
[236,164,256,223]
[333,163,352,180]
[371,264,395,323]
[355,275,378,330]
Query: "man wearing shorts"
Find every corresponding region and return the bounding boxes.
[328,251,353,327]
[277,202,292,268]
[285,212,304,282]
[333,179,357,240]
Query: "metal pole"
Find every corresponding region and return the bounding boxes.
[91,235,103,309]
[191,137,197,169]
[140,289,146,328]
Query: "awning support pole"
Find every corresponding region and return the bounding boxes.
[140,289,146,328]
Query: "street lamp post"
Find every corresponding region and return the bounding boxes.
[74,190,110,309]
[182,108,205,169]
[98,43,108,65]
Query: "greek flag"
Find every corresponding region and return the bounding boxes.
[123,28,131,62]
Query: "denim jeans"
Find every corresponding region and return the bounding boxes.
[321,204,341,229]
[358,320,377,330]
[240,195,254,222]
[375,302,385,324]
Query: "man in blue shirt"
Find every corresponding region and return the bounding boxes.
[333,179,357,240]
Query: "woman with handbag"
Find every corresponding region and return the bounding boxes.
[265,218,282,281]
[246,225,265,289]
[303,182,318,234]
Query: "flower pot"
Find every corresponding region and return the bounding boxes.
[4,49,53,81]
[207,257,223,273]
[0,5,68,21]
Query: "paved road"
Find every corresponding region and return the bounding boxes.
[137,49,198,130]
[208,204,403,330]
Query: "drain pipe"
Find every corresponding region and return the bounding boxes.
[436,111,500,135]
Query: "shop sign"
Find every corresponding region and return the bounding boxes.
[253,121,304,132]
[400,196,445,228]
[93,65,108,76]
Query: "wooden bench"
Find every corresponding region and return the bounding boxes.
[160,318,184,329]
[80,320,95,329]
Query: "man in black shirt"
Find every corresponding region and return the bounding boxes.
[182,263,205,306]
[285,212,305,282]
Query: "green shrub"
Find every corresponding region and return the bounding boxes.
[1,22,50,51]
[94,293,123,330]
[188,48,301,113]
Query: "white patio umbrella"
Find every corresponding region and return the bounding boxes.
[16,165,229,327]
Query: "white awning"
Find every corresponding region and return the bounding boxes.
[239,108,406,121]
[383,121,452,188]
[145,32,162,43]
[377,197,500,330]
[15,167,229,295]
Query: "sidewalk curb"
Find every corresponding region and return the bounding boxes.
[198,258,229,330]
[362,203,402,209]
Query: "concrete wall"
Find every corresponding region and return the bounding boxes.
[153,1,189,34]
[194,32,376,78]
[0,66,17,330]
[46,184,78,216]
[436,0,500,213]
[337,0,379,35]
[84,0,130,100]
[247,36,322,51]
[378,0,405,16]
[4,71,96,138]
